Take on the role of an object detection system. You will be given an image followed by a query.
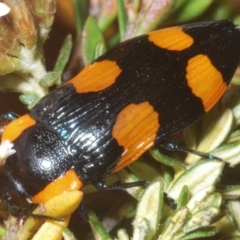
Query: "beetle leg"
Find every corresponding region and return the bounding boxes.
[164,193,177,210]
[5,200,36,217]
[92,179,149,190]
[0,112,19,135]
[159,140,221,160]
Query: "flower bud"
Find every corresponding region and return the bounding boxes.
[3,0,37,49]
[32,0,56,43]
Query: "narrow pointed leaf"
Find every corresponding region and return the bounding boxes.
[88,211,112,240]
[185,109,233,165]
[228,200,240,231]
[117,0,127,40]
[168,160,224,201]
[158,207,189,240]
[182,226,218,239]
[117,229,129,240]
[132,181,164,240]
[173,0,214,22]
[81,16,106,65]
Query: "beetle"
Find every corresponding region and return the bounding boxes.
[1,20,240,216]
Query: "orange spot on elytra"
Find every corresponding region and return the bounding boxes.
[32,170,83,203]
[1,114,36,142]
[112,102,159,172]
[148,27,194,51]
[186,54,226,112]
[67,60,122,93]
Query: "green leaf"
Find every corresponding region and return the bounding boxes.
[97,0,118,32]
[235,15,240,25]
[182,226,218,239]
[149,149,186,173]
[117,0,127,40]
[0,224,6,237]
[39,72,60,88]
[178,185,190,208]
[53,35,72,85]
[184,206,219,233]
[212,140,240,167]
[161,164,174,190]
[185,108,233,165]
[211,2,234,20]
[81,16,106,65]
[217,185,240,200]
[228,200,240,231]
[88,211,112,240]
[168,160,224,201]
[228,129,240,142]
[72,0,88,35]
[62,228,77,240]
[158,207,189,239]
[133,219,149,240]
[19,93,41,109]
[186,187,219,212]
[132,181,164,240]
[173,0,214,22]
[128,158,163,183]
[117,229,129,240]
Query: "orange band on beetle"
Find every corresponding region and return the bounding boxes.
[67,60,122,93]
[31,169,83,203]
[148,27,194,51]
[1,114,36,142]
[186,54,226,112]
[112,101,159,172]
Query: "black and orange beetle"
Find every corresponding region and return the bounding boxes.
[1,20,240,216]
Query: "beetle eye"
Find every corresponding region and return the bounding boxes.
[0,140,16,165]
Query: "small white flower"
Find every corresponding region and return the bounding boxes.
[0,140,16,165]
[0,3,10,17]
